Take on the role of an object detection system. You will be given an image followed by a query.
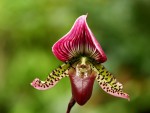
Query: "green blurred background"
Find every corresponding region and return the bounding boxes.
[0,0,150,113]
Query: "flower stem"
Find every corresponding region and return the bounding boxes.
[66,96,76,113]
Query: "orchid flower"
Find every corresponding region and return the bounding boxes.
[31,15,129,113]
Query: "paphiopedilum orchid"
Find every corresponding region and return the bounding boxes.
[31,14,129,113]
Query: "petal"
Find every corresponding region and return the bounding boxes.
[52,15,107,63]
[94,64,130,100]
[68,67,96,105]
[31,62,70,90]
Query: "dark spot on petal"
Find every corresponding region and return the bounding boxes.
[45,84,49,87]
[47,78,50,81]
[101,77,104,80]
[105,78,108,80]
[101,71,104,74]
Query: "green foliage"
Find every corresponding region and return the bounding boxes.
[0,0,150,113]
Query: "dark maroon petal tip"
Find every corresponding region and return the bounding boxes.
[52,15,107,63]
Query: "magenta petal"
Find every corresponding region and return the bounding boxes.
[52,15,107,63]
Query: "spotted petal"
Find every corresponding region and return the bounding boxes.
[94,64,130,100]
[52,15,107,63]
[31,62,70,90]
